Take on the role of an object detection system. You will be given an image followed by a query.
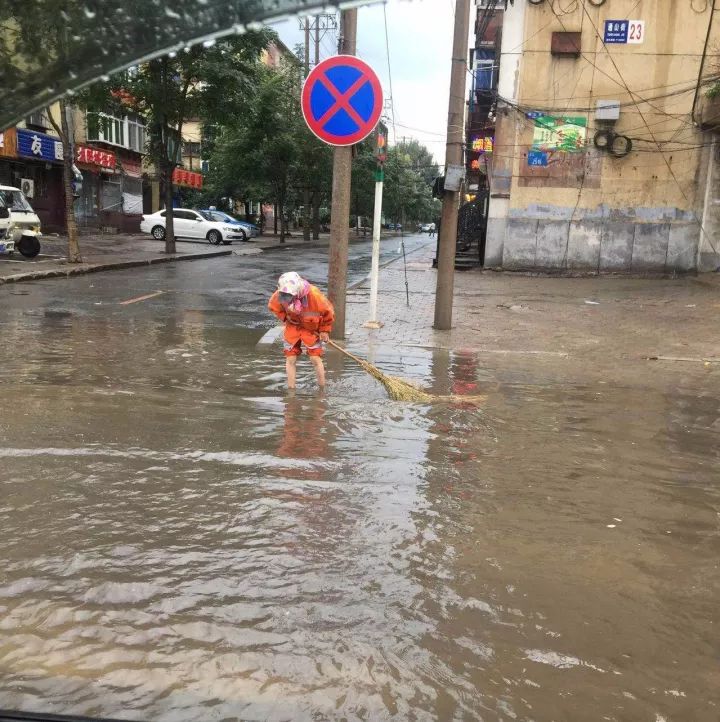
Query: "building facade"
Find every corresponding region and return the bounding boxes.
[77,109,147,233]
[0,105,150,234]
[466,3,504,193]
[485,0,719,273]
[0,111,65,232]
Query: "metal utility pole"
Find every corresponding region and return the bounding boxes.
[327,8,357,339]
[310,14,336,240]
[364,124,387,329]
[314,15,320,66]
[433,0,471,331]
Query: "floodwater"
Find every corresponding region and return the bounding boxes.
[0,260,719,721]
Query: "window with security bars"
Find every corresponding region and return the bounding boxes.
[26,111,49,129]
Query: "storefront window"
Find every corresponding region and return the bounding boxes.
[101,177,122,213]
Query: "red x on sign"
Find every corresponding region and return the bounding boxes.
[302,55,383,146]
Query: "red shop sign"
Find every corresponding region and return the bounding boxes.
[172,168,203,189]
[76,144,116,169]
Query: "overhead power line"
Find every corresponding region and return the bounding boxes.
[576,0,718,255]
[382,3,397,144]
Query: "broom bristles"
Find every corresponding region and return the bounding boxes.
[328,339,484,404]
[355,353,483,404]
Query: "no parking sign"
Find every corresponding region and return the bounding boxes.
[301,55,383,146]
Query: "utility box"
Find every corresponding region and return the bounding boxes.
[551,32,581,58]
[596,100,621,121]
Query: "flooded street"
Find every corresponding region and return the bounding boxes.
[0,241,718,720]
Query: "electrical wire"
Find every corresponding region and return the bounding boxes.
[692,0,717,124]
[578,0,718,255]
[542,0,715,126]
[382,3,398,144]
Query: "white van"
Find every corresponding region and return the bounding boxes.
[0,184,42,258]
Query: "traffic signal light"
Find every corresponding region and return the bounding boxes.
[375,123,387,166]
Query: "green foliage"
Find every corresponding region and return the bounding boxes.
[707,83,720,100]
[77,31,271,249]
[351,137,440,225]
[204,59,333,236]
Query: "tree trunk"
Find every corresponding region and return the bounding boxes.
[312,192,320,239]
[273,203,278,236]
[55,101,82,263]
[354,192,360,237]
[302,187,311,241]
[279,201,285,244]
[163,170,176,254]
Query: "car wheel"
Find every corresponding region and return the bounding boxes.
[151,225,166,240]
[207,230,222,245]
[18,235,41,258]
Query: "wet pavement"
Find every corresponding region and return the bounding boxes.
[0,235,718,721]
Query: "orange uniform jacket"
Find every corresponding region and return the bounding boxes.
[268,285,335,347]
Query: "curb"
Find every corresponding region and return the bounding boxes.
[0,249,232,285]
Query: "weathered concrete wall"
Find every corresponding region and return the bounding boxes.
[489,0,715,272]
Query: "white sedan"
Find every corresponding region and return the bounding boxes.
[140,208,247,245]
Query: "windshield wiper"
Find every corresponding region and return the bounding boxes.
[0,711,143,722]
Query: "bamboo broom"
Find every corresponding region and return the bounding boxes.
[327,340,485,405]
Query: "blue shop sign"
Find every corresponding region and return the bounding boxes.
[604,20,629,44]
[16,128,64,163]
[528,150,548,168]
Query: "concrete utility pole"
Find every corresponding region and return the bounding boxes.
[327,8,357,339]
[433,0,471,331]
[302,18,312,241]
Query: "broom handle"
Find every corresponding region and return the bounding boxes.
[326,339,369,367]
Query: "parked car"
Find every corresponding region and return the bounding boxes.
[0,184,43,258]
[140,208,246,245]
[420,223,432,233]
[201,209,259,241]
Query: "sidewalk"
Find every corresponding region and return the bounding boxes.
[342,246,720,390]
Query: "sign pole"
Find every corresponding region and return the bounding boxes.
[327,8,357,340]
[364,124,387,329]
[365,172,384,328]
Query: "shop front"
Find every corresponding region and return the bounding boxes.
[0,128,65,232]
[75,145,144,233]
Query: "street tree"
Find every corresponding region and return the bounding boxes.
[82,31,270,253]
[207,59,331,243]
[351,137,440,228]
[1,0,90,261]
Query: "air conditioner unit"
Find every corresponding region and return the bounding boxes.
[21,178,35,198]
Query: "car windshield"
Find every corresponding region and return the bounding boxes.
[197,210,215,221]
[0,189,33,212]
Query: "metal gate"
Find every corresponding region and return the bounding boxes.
[433,189,490,269]
[455,189,489,268]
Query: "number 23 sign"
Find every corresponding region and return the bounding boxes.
[604,20,645,45]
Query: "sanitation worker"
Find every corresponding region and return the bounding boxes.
[268,272,334,390]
